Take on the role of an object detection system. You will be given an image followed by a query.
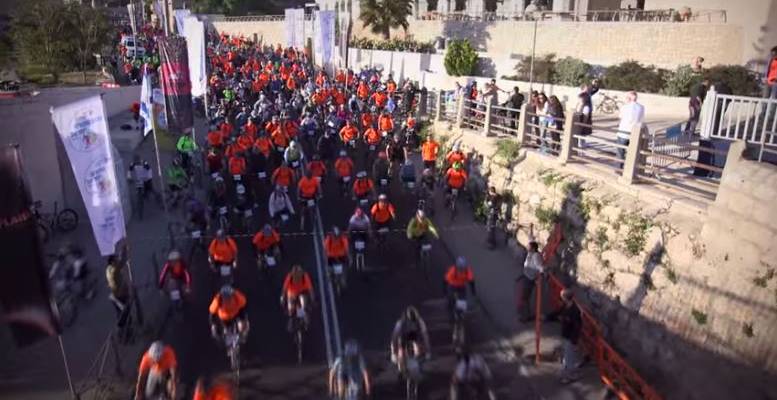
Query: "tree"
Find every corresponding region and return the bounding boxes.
[67,3,111,83]
[444,39,478,76]
[12,0,73,82]
[359,0,413,40]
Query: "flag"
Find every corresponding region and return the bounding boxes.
[183,16,206,98]
[0,145,61,346]
[51,96,127,256]
[140,72,153,137]
[174,9,191,35]
[158,36,193,134]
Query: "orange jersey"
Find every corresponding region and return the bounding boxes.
[272,166,294,187]
[340,125,359,142]
[254,137,272,156]
[252,230,280,251]
[138,346,177,377]
[324,235,349,258]
[360,113,374,129]
[298,176,320,198]
[208,290,247,322]
[364,128,381,145]
[283,273,313,298]
[370,202,395,223]
[378,115,394,132]
[334,157,354,178]
[228,156,247,175]
[445,266,474,288]
[422,140,439,162]
[271,129,290,148]
[446,168,468,189]
[208,237,238,263]
[307,160,327,177]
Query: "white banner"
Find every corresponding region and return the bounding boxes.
[338,11,350,68]
[152,88,167,130]
[285,8,296,47]
[140,72,153,137]
[315,10,336,70]
[51,96,126,256]
[183,15,206,97]
[174,9,190,35]
[292,9,305,49]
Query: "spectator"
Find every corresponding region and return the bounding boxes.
[575,83,594,148]
[546,289,583,384]
[507,87,525,128]
[517,237,544,322]
[616,91,644,169]
[546,95,565,154]
[765,46,777,99]
[535,92,549,148]
[105,246,133,342]
[685,78,710,135]
[691,56,705,73]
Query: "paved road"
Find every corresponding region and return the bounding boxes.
[155,138,535,399]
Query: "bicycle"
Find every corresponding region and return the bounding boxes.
[33,201,79,243]
[352,232,367,273]
[450,291,468,349]
[417,238,432,281]
[299,197,317,231]
[595,93,623,115]
[446,188,460,221]
[286,300,307,364]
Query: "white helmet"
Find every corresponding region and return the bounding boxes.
[236,184,246,195]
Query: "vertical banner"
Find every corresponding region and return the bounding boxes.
[127,3,138,37]
[0,146,60,346]
[293,9,305,49]
[338,11,350,69]
[152,88,168,130]
[158,36,193,134]
[316,10,335,70]
[140,72,154,137]
[173,9,190,35]
[183,16,206,98]
[51,96,127,256]
[285,8,296,47]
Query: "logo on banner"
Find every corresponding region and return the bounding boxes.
[84,156,114,198]
[97,205,123,242]
[67,109,104,152]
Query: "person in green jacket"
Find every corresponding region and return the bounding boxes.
[406,209,439,241]
[176,135,197,170]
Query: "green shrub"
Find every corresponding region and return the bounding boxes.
[494,139,521,162]
[554,57,591,87]
[691,309,708,325]
[534,205,559,230]
[514,53,556,83]
[351,37,436,53]
[444,39,478,76]
[603,60,666,93]
[662,65,703,97]
[704,65,760,96]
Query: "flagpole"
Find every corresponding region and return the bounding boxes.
[149,94,169,215]
[57,334,79,400]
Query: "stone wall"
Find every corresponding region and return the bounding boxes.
[210,20,286,46]
[351,19,744,68]
[430,126,777,399]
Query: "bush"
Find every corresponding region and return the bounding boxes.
[662,65,702,97]
[494,139,521,162]
[554,57,591,87]
[350,37,436,53]
[704,65,760,96]
[444,39,478,76]
[603,60,666,93]
[514,53,556,83]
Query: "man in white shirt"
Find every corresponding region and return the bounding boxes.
[518,238,544,322]
[616,91,645,169]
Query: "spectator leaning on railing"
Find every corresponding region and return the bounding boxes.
[616,91,645,169]
[766,46,777,99]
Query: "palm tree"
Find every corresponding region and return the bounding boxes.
[359,0,413,40]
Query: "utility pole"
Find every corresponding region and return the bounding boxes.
[528,18,537,92]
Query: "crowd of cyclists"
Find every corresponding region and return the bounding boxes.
[134,32,499,400]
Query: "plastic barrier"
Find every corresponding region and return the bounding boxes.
[542,222,662,400]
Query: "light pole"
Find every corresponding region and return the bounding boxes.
[528,18,537,92]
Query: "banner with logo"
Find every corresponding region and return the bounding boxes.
[0,145,61,346]
[183,15,206,98]
[140,72,153,137]
[338,11,350,68]
[51,96,127,257]
[152,88,168,130]
[285,8,305,48]
[174,9,190,35]
[159,36,193,134]
[315,10,335,70]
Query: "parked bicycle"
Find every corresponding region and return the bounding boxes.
[33,201,79,243]
[595,93,623,115]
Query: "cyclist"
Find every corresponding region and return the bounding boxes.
[390,306,431,372]
[420,168,435,192]
[166,158,188,203]
[334,150,354,189]
[127,155,154,196]
[444,256,477,314]
[158,250,191,293]
[135,341,178,400]
[406,209,439,244]
[185,194,208,233]
[339,119,359,148]
[399,159,417,187]
[207,127,224,150]
[378,109,394,136]
[271,161,295,191]
[360,106,376,130]
[445,143,467,169]
[228,153,247,180]
[268,184,295,223]
[386,134,406,175]
[421,135,440,170]
[243,118,259,138]
[347,207,371,249]
[284,140,305,172]
[206,148,223,175]
[370,194,396,231]
[352,171,374,203]
[209,285,249,342]
[298,169,321,205]
[450,346,496,400]
[280,264,315,327]
[208,229,238,270]
[209,176,228,216]
[363,125,382,152]
[193,375,235,400]
[324,226,350,270]
[306,154,327,180]
[372,151,390,185]
[445,162,468,202]
[317,127,337,165]
[329,339,372,400]
[252,224,282,260]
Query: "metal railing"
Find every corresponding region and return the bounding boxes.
[490,103,521,136]
[569,123,629,175]
[700,86,777,163]
[417,8,726,23]
[461,99,486,130]
[524,109,563,158]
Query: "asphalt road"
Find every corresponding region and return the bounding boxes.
[154,137,533,399]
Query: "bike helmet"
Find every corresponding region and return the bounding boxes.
[216,229,225,239]
[148,341,165,362]
[332,226,341,236]
[168,250,181,261]
[416,209,425,219]
[356,171,367,178]
[220,284,234,298]
[312,154,321,160]
[422,168,433,177]
[236,184,246,195]
[378,193,387,202]
[456,256,467,268]
[339,150,347,157]
[344,339,360,357]
[289,140,297,149]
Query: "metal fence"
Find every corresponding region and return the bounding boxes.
[461,99,486,130]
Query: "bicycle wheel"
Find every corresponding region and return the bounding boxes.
[56,209,79,232]
[57,294,77,328]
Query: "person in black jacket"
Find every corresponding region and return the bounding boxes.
[546,289,582,383]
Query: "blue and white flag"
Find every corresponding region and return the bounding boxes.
[51,96,127,256]
[140,72,153,137]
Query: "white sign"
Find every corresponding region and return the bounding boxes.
[51,96,126,256]
[183,16,206,97]
[315,10,336,70]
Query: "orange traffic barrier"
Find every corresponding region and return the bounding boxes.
[539,223,661,400]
